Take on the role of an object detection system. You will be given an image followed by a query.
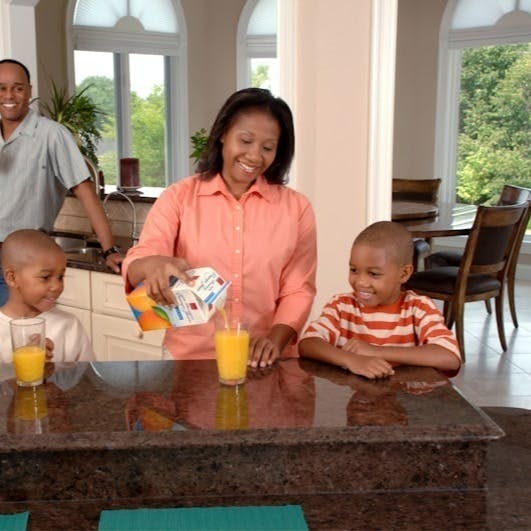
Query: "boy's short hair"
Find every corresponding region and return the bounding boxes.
[354,221,413,265]
[1,229,63,270]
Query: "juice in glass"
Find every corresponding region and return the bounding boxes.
[215,328,249,385]
[13,346,46,387]
[10,316,46,387]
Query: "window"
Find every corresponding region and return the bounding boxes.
[68,0,188,186]
[237,0,278,93]
[435,0,531,205]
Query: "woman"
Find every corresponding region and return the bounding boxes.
[123,88,317,366]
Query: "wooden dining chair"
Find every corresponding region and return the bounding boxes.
[392,178,442,203]
[406,202,528,361]
[426,184,531,327]
[392,178,442,270]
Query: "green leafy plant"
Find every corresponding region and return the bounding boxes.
[38,80,104,166]
[190,128,208,165]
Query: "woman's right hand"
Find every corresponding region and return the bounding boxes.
[137,256,193,306]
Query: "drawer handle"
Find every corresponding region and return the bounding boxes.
[136,326,144,339]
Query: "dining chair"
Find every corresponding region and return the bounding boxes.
[405,202,528,361]
[426,185,531,327]
[392,178,442,203]
[392,178,442,270]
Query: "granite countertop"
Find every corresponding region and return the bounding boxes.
[0,359,509,530]
[0,359,502,451]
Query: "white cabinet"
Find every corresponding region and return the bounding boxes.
[58,268,165,361]
[90,271,165,361]
[57,268,92,340]
[91,313,165,361]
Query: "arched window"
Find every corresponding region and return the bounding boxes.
[237,0,278,93]
[435,0,531,204]
[67,0,188,186]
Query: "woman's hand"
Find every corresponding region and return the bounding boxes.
[132,256,192,306]
[248,337,280,368]
[247,324,296,369]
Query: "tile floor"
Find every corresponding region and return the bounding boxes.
[450,279,531,410]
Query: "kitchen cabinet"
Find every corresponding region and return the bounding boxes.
[58,268,164,361]
[56,268,92,341]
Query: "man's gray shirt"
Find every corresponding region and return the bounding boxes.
[0,108,90,241]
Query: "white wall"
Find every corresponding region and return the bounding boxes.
[293,0,374,318]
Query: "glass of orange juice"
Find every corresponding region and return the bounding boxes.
[10,317,46,387]
[214,310,249,386]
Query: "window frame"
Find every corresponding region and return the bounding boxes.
[236,0,277,90]
[434,0,531,204]
[65,0,189,185]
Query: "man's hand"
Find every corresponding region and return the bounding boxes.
[105,251,124,273]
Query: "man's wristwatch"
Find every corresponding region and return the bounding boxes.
[102,245,121,259]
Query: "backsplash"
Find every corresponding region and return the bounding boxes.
[54,196,152,240]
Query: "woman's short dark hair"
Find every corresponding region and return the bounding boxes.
[0,59,31,83]
[197,88,294,185]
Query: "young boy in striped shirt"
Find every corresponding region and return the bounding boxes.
[299,221,461,379]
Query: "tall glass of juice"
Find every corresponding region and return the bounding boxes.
[10,317,46,387]
[214,311,249,386]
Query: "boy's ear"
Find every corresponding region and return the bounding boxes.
[399,264,414,284]
[3,267,18,288]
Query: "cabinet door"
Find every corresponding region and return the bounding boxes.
[57,268,91,310]
[91,313,165,361]
[91,271,132,319]
[56,304,92,341]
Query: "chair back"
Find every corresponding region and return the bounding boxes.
[458,203,527,285]
[392,178,441,203]
[498,184,531,206]
[498,185,531,280]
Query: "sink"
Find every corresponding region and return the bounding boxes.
[65,247,102,258]
[51,234,102,258]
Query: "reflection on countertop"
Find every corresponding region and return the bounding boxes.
[0,359,511,530]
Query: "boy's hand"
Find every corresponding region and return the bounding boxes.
[344,355,395,380]
[44,338,55,379]
[343,338,378,357]
[44,338,54,361]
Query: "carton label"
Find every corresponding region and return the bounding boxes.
[126,267,230,331]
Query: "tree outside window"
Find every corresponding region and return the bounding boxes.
[456,43,530,206]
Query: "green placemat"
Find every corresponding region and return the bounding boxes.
[0,512,28,531]
[98,504,308,531]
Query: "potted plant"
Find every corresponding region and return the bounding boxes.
[38,80,104,166]
[190,127,208,166]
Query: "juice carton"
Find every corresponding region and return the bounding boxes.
[127,267,230,331]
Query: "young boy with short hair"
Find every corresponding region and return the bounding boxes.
[0,229,94,363]
[299,221,461,379]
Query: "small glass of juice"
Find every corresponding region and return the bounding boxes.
[10,317,46,387]
[214,310,249,386]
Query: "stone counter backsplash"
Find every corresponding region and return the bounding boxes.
[54,195,152,240]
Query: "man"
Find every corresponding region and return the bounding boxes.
[0,58,123,304]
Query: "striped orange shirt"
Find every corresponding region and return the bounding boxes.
[302,290,461,362]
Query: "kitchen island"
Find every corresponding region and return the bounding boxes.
[0,359,505,529]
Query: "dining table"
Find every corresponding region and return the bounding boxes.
[392,200,477,239]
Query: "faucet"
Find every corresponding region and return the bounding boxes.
[102,190,139,246]
[84,156,104,200]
